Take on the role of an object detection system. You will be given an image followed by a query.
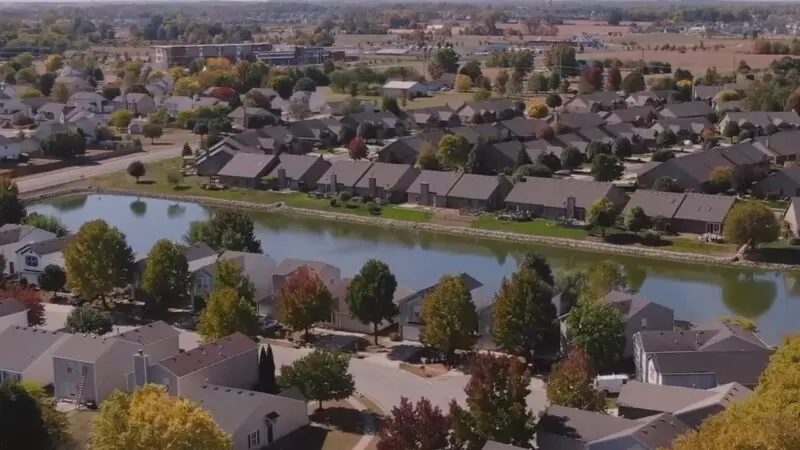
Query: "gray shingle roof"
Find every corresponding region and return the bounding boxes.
[658,101,713,119]
[753,130,800,158]
[618,380,752,416]
[652,351,771,386]
[606,105,656,123]
[318,160,373,188]
[622,190,685,219]
[217,153,276,179]
[273,154,329,180]
[0,326,67,372]
[555,112,606,130]
[447,174,506,201]
[498,117,548,138]
[406,170,464,195]
[672,193,736,223]
[17,235,75,256]
[157,333,258,377]
[53,334,140,363]
[355,162,418,191]
[602,290,672,322]
[0,298,26,317]
[113,321,179,347]
[504,178,621,210]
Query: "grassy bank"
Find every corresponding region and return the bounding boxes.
[89,157,739,257]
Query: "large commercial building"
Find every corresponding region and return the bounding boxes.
[152,43,273,69]
[254,45,339,66]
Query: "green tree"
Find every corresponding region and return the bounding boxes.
[415,143,441,170]
[381,95,400,115]
[91,385,232,450]
[455,74,473,93]
[38,72,56,96]
[492,269,557,364]
[587,197,618,237]
[560,146,584,170]
[18,380,73,449]
[257,346,277,394]
[0,178,23,227]
[612,137,632,159]
[472,88,492,101]
[624,206,650,232]
[213,259,256,305]
[65,304,113,335]
[346,259,398,345]
[127,160,146,183]
[23,212,68,237]
[142,123,163,144]
[37,264,67,294]
[494,69,509,96]
[556,269,587,315]
[449,354,536,449]
[293,76,317,93]
[18,87,42,99]
[278,349,355,410]
[653,176,683,192]
[52,83,69,103]
[41,132,86,158]
[528,72,548,93]
[0,379,52,450]
[656,129,678,147]
[44,54,64,72]
[547,72,561,92]
[546,347,605,411]
[269,75,294,99]
[460,60,483,81]
[584,260,626,299]
[621,71,646,95]
[276,266,333,337]
[591,154,624,182]
[723,201,780,247]
[437,134,471,169]
[722,121,740,139]
[64,219,135,307]
[198,286,259,341]
[566,299,625,371]
[429,48,460,79]
[109,109,135,129]
[549,44,578,77]
[142,239,191,315]
[519,252,555,286]
[419,275,478,362]
[185,211,262,253]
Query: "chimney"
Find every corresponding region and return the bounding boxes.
[368,176,377,197]
[329,173,338,194]
[133,350,149,388]
[419,181,430,205]
[277,168,287,189]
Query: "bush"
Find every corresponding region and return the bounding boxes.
[338,191,352,202]
[388,331,401,342]
[366,201,382,215]
[351,196,363,204]
[329,198,339,207]
[640,231,663,246]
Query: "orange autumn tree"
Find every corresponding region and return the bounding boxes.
[276,266,333,338]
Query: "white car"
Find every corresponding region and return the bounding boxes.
[595,374,630,395]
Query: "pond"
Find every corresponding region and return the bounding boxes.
[31,194,800,344]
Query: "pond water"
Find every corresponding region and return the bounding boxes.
[31,194,800,344]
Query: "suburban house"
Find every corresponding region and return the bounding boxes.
[692,83,749,101]
[751,130,800,164]
[783,197,800,237]
[217,153,277,189]
[382,80,428,98]
[450,123,509,144]
[272,258,341,293]
[112,321,181,363]
[537,405,690,450]
[562,91,623,113]
[626,90,679,107]
[444,174,513,211]
[377,131,446,165]
[633,321,774,389]
[617,381,752,428]
[406,170,464,207]
[497,117,549,141]
[622,190,736,235]
[184,384,309,450]
[353,162,419,202]
[113,93,157,117]
[479,140,531,174]
[228,107,277,129]
[650,118,712,138]
[316,160,374,195]
[718,111,800,132]
[328,278,415,333]
[134,243,217,287]
[657,101,713,119]
[601,291,674,357]
[66,92,114,114]
[603,105,657,127]
[398,273,488,342]
[52,334,142,405]
[12,235,75,285]
[752,165,800,198]
[286,118,339,148]
[342,111,406,140]
[191,251,278,315]
[575,126,616,144]
[504,178,629,221]
[454,99,518,123]
[0,327,69,385]
[136,333,259,397]
[0,135,22,160]
[0,225,56,277]
[263,154,331,191]
[405,106,460,129]
[552,112,606,130]
[0,299,28,332]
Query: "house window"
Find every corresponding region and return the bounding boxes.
[641,317,648,329]
[25,255,39,268]
[247,430,261,448]
[66,365,72,375]
[197,276,211,292]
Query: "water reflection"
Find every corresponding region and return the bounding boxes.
[721,273,778,319]
[129,199,147,217]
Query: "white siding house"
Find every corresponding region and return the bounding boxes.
[0,327,69,385]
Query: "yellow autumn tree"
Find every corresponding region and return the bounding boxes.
[206,57,232,70]
[91,384,232,450]
[669,333,800,450]
[527,102,549,119]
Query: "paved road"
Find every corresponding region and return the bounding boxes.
[16,145,183,193]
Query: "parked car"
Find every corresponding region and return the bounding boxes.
[595,374,630,395]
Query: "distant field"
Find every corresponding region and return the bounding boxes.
[582,49,778,72]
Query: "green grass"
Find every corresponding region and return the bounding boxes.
[471,216,590,239]
[661,237,737,255]
[320,86,480,110]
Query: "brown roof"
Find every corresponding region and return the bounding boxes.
[273,154,330,180]
[406,170,464,195]
[217,153,276,179]
[505,178,623,210]
[354,162,418,191]
[318,160,373,188]
[157,333,258,377]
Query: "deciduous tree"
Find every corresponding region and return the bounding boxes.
[0,178,25,227]
[276,266,333,337]
[348,136,368,160]
[723,201,780,247]
[142,123,163,144]
[109,109,135,129]
[378,397,451,450]
[64,219,135,307]
[38,264,67,294]
[419,275,478,362]
[560,146,584,170]
[591,154,624,182]
[198,286,259,341]
[653,176,683,192]
[455,74,473,93]
[449,354,536,449]
[0,379,52,450]
[547,347,604,411]
[346,259,398,345]
[429,47,460,79]
[415,143,441,170]
[142,239,191,315]
[185,211,262,253]
[587,197,618,237]
[44,54,64,72]
[607,67,622,91]
[213,259,256,305]
[278,349,355,410]
[526,102,548,118]
[518,252,555,287]
[127,160,146,183]
[23,212,67,237]
[624,206,650,232]
[437,134,471,169]
[40,132,86,158]
[621,71,645,95]
[493,269,557,364]
[566,299,625,371]
[545,93,562,108]
[65,304,113,335]
[91,384,232,450]
[584,260,626,299]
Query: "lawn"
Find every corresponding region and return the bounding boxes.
[91,157,432,222]
[471,215,590,239]
[663,237,738,255]
[320,86,479,110]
